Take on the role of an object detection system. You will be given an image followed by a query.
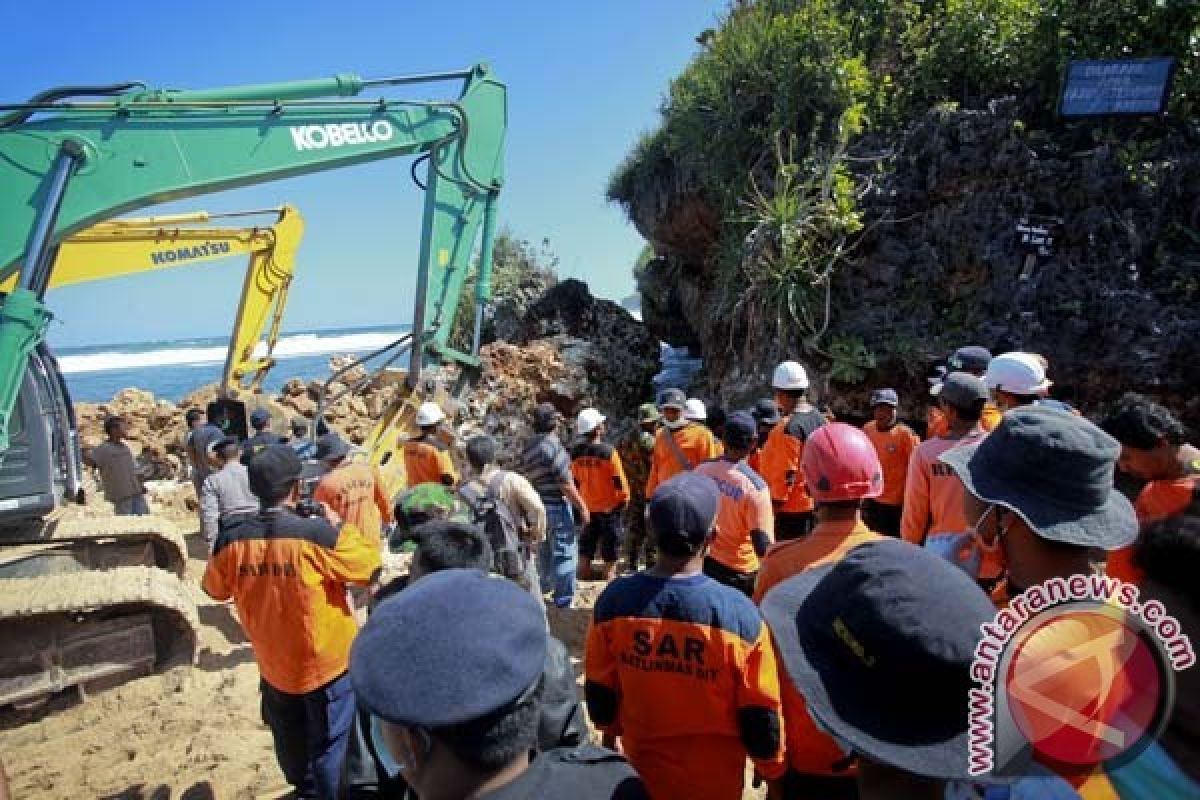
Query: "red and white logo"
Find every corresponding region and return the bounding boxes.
[968,575,1194,777]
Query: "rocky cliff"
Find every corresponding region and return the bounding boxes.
[631,101,1199,428]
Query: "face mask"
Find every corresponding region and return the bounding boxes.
[664,417,688,430]
[370,716,426,780]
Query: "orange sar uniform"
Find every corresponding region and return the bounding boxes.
[901,430,1005,584]
[571,440,631,564]
[756,408,827,539]
[861,420,919,537]
[203,508,382,694]
[314,460,393,541]
[585,572,786,799]
[644,422,721,497]
[755,518,884,782]
[1106,459,1200,584]
[402,433,457,487]
[695,457,774,593]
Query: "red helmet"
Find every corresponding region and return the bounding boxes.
[800,422,884,503]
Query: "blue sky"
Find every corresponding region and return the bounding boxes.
[5,1,724,348]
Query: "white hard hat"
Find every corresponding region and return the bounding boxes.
[985,352,1052,395]
[684,398,707,421]
[575,408,606,436]
[415,401,446,427]
[772,360,810,390]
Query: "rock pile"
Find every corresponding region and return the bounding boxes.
[74,279,659,485]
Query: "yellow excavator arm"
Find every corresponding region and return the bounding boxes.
[1,206,304,394]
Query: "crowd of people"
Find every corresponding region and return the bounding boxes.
[75,346,1199,800]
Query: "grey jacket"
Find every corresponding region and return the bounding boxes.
[199,462,259,542]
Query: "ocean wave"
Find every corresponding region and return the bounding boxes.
[57,331,404,374]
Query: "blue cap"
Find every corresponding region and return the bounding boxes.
[870,388,899,407]
[648,473,719,551]
[948,346,993,373]
[249,408,271,428]
[752,398,781,425]
[351,569,546,728]
[723,411,758,449]
[761,539,997,780]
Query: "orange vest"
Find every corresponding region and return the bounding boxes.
[755,519,883,776]
[757,408,827,513]
[644,423,721,497]
[570,441,630,513]
[862,420,920,506]
[403,435,457,487]
[202,510,381,693]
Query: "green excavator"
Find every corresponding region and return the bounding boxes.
[0,65,506,707]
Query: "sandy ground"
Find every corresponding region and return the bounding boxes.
[0,507,763,799]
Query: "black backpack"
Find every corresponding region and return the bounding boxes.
[458,471,527,586]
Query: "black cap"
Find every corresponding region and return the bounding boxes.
[532,402,560,433]
[723,411,758,450]
[315,433,351,462]
[351,569,546,728]
[752,398,782,426]
[938,372,990,410]
[761,539,997,780]
[247,444,303,501]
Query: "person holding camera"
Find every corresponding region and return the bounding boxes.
[202,444,382,800]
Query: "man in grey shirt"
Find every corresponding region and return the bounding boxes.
[85,416,148,515]
[199,436,260,549]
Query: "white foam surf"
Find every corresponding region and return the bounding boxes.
[58,331,402,374]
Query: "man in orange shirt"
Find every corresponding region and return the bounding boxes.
[753,422,885,797]
[901,373,989,548]
[695,411,774,596]
[203,445,381,800]
[402,402,457,488]
[861,388,919,537]
[314,433,393,541]
[748,397,781,474]
[585,473,786,800]
[644,388,721,497]
[1100,393,1200,583]
[571,408,630,581]
[757,361,827,541]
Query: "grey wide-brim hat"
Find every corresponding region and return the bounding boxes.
[938,406,1136,550]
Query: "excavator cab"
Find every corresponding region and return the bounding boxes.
[0,343,82,531]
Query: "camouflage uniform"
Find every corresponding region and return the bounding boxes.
[618,425,657,570]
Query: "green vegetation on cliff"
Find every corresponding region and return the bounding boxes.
[450,230,558,351]
[609,0,1199,410]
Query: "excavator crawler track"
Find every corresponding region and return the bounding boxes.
[0,565,198,708]
[0,515,189,579]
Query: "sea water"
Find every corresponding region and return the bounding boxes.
[55,324,410,403]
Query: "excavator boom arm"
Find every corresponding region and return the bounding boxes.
[0,206,305,394]
[0,64,506,450]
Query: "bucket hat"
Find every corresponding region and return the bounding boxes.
[938,406,1136,549]
[761,539,997,780]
